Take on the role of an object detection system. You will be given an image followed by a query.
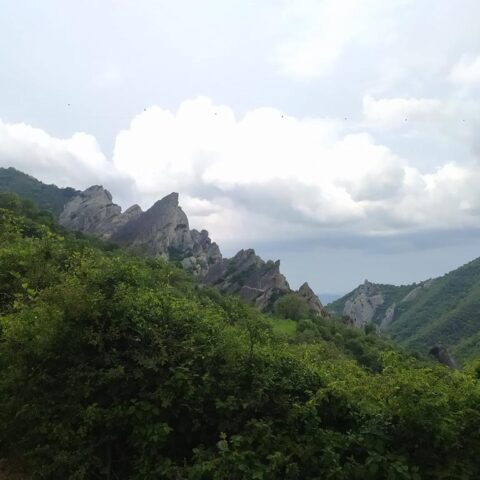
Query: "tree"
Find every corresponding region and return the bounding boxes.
[274,293,309,321]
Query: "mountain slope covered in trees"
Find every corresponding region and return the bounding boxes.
[329,260,480,363]
[0,166,79,216]
[1,192,480,479]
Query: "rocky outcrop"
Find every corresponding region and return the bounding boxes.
[59,187,322,312]
[203,249,291,311]
[60,188,221,276]
[298,282,323,314]
[59,185,140,238]
[112,193,222,276]
[343,280,384,327]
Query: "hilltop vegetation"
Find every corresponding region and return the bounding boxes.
[1,192,480,479]
[0,167,79,216]
[330,263,480,363]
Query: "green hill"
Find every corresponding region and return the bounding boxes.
[1,192,480,479]
[0,166,79,216]
[329,260,480,363]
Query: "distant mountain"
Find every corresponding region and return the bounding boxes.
[0,167,79,216]
[329,260,480,362]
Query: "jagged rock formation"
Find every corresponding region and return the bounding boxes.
[59,186,142,239]
[429,345,457,369]
[60,187,221,277]
[203,249,291,311]
[59,186,322,312]
[112,192,221,276]
[342,280,385,327]
[298,282,323,314]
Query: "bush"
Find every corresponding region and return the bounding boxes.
[274,293,310,320]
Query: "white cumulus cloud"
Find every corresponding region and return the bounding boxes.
[0,118,133,195]
[2,96,480,251]
[110,97,480,246]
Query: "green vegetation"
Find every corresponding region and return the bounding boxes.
[1,193,480,478]
[274,292,310,320]
[0,166,79,216]
[386,259,480,362]
[270,317,297,337]
[330,267,480,364]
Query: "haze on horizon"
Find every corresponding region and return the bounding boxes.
[1,0,480,294]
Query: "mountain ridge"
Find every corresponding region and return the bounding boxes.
[0,167,322,313]
[329,259,480,362]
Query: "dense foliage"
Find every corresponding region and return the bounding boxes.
[1,194,480,479]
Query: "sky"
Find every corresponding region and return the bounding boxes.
[1,0,480,296]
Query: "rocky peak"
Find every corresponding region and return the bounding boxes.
[61,187,221,276]
[84,184,112,199]
[59,185,127,238]
[203,248,291,311]
[112,191,190,255]
[343,281,384,327]
[298,282,323,314]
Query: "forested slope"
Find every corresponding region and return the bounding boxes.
[329,261,480,363]
[0,166,79,215]
[1,192,480,479]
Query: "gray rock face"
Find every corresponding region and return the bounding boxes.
[59,186,320,312]
[343,280,384,327]
[339,279,435,330]
[113,192,192,256]
[60,188,221,276]
[203,249,291,311]
[298,282,323,314]
[59,185,140,238]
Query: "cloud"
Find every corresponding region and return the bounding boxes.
[273,0,480,93]
[2,96,480,253]
[363,96,443,130]
[92,65,124,89]
[0,118,133,196]
[449,53,480,87]
[111,97,480,247]
[273,0,363,79]
[273,0,414,81]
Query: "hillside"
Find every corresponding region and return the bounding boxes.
[0,166,79,216]
[0,168,322,314]
[1,192,480,479]
[329,260,480,363]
